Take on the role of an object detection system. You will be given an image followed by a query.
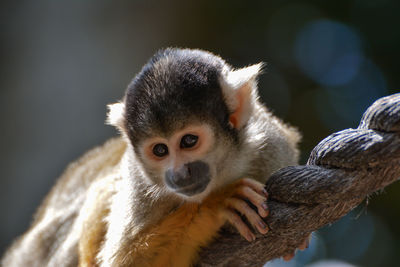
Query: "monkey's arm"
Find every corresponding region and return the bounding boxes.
[104,178,269,267]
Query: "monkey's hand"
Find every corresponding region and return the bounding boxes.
[202,178,270,242]
[202,178,310,261]
[224,178,270,241]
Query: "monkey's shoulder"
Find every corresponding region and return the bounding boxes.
[33,137,126,225]
[2,138,126,267]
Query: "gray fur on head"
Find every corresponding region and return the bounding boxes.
[124,48,236,145]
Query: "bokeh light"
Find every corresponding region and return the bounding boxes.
[307,260,357,267]
[266,3,322,69]
[314,59,387,130]
[319,210,374,261]
[295,20,363,87]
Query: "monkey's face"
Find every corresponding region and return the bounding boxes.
[138,124,220,199]
[107,48,262,200]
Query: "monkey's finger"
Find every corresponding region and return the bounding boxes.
[298,234,311,250]
[235,184,269,218]
[225,209,255,242]
[225,198,269,235]
[283,252,295,261]
[239,178,269,198]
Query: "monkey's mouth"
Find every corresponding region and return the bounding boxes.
[175,179,210,196]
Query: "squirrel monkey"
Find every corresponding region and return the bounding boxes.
[2,48,301,266]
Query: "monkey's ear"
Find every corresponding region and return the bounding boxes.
[107,102,126,131]
[220,63,263,129]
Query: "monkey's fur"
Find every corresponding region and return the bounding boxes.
[2,48,300,267]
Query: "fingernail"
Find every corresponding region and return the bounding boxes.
[247,233,255,242]
[262,188,268,197]
[262,202,269,211]
[283,253,295,261]
[258,221,268,230]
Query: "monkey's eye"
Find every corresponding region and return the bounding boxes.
[180,134,198,148]
[153,144,169,157]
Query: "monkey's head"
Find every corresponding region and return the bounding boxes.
[108,48,262,201]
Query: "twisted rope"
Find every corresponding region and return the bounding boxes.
[198,93,400,267]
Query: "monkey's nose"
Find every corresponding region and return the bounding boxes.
[165,165,192,187]
[176,165,191,179]
[165,161,211,196]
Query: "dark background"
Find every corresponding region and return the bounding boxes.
[1,1,399,266]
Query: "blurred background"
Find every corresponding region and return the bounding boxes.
[1,0,399,266]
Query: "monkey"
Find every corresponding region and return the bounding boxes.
[2,48,302,267]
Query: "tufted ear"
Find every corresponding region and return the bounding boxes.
[107,102,126,131]
[220,63,263,129]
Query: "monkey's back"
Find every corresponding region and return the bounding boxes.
[2,137,126,267]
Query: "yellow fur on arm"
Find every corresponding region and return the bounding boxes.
[78,176,117,267]
[113,188,233,267]
[79,211,108,267]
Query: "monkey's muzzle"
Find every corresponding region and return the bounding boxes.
[165,160,211,196]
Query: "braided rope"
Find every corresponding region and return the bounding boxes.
[198,93,400,266]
